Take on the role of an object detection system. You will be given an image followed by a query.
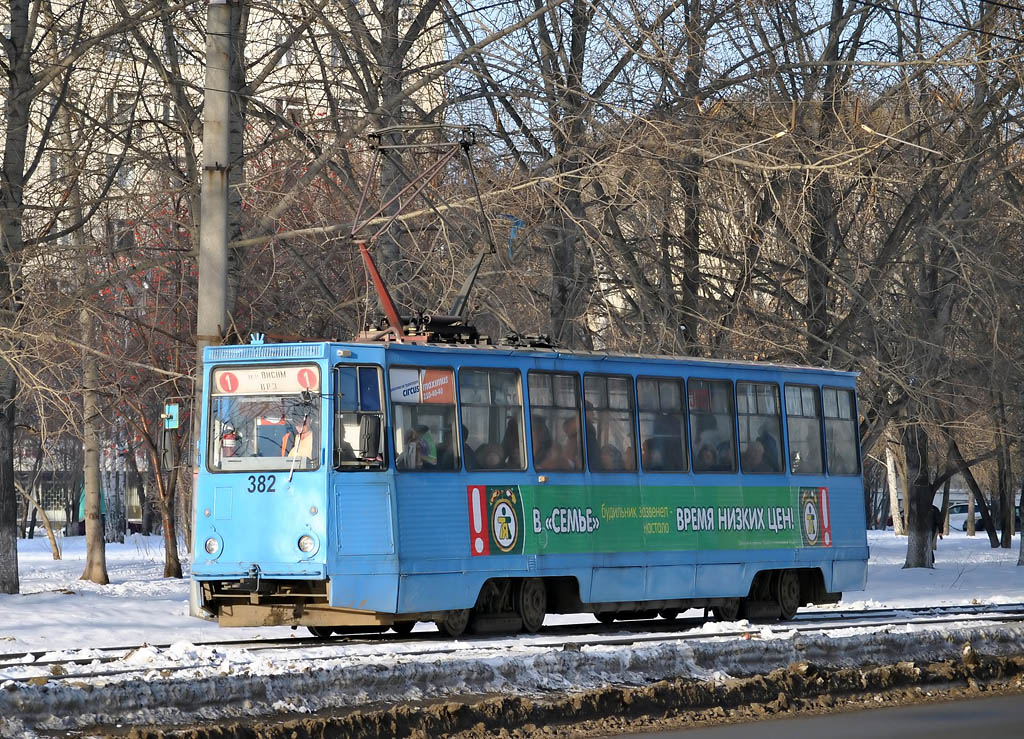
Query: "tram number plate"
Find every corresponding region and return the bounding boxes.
[246,475,277,493]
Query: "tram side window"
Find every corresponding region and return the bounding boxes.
[637,377,687,472]
[334,365,386,470]
[688,379,736,472]
[389,367,460,471]
[737,382,783,474]
[823,387,860,475]
[459,368,526,470]
[584,375,636,471]
[785,385,824,474]
[528,372,582,471]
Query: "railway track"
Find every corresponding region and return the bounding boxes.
[3,601,1024,685]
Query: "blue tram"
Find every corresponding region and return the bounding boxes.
[192,339,868,635]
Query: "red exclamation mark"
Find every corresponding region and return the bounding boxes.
[467,486,490,556]
[819,487,833,547]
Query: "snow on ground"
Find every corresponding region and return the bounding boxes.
[1,530,1024,736]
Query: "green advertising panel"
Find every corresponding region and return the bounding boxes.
[466,484,833,558]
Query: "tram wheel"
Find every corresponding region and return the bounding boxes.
[712,598,742,622]
[391,620,416,635]
[774,570,801,621]
[307,626,335,638]
[658,609,679,621]
[516,578,547,633]
[437,609,470,638]
[595,612,616,624]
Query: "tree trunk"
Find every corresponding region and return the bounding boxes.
[541,0,593,350]
[159,474,182,579]
[967,484,976,536]
[1019,286,1024,565]
[0,364,18,593]
[949,439,1000,547]
[16,486,60,560]
[994,391,1012,547]
[105,438,126,544]
[0,0,33,596]
[152,430,182,578]
[1017,479,1023,566]
[940,479,951,536]
[886,443,905,536]
[901,417,932,568]
[375,0,408,304]
[126,443,153,535]
[225,1,249,334]
[80,307,109,585]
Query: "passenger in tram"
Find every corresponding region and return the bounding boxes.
[415,424,437,468]
[561,417,585,468]
[599,444,625,471]
[397,424,437,469]
[642,438,665,470]
[435,428,457,470]
[696,444,718,471]
[583,405,600,464]
[757,426,781,472]
[461,425,478,470]
[742,439,772,473]
[652,416,682,467]
[562,414,597,470]
[622,442,636,471]
[396,429,421,469]
[501,417,521,468]
[532,419,564,470]
[476,444,503,468]
[281,416,315,458]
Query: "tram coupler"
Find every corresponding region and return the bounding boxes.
[238,564,271,596]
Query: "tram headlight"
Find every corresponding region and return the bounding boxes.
[297,535,317,554]
[204,537,220,555]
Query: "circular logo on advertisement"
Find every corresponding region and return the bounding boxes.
[492,499,519,553]
[802,500,820,544]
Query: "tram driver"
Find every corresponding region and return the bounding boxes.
[281,415,315,459]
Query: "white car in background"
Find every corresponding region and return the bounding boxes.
[947,503,972,531]
[947,502,1021,532]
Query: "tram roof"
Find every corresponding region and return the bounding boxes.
[205,340,858,379]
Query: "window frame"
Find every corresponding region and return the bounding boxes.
[388,364,460,473]
[527,370,583,472]
[332,363,387,471]
[736,380,784,475]
[583,372,638,472]
[457,366,527,471]
[783,383,825,476]
[687,377,737,474]
[822,385,861,476]
[636,375,689,473]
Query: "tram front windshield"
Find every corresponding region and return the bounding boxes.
[208,365,322,472]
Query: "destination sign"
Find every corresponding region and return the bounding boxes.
[212,365,320,396]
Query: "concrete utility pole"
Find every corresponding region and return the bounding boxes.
[191,0,232,616]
